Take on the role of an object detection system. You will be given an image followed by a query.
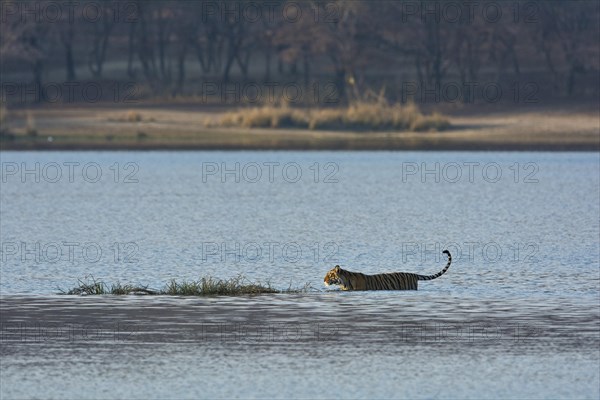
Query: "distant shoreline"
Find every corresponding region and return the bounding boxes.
[2,103,598,152]
[2,142,597,151]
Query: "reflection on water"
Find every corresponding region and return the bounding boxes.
[1,294,599,399]
[1,151,599,398]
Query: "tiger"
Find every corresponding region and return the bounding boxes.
[323,250,452,291]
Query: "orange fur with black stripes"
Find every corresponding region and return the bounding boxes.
[324,250,451,291]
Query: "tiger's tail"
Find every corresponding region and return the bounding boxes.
[417,250,452,281]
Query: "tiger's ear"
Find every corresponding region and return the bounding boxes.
[334,265,340,271]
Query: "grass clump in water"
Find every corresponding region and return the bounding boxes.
[61,277,107,295]
[164,276,279,295]
[58,277,159,295]
[59,275,306,296]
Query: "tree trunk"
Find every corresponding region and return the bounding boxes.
[127,23,137,78]
[264,46,272,82]
[334,68,346,103]
[303,53,310,89]
[174,44,187,97]
[33,60,44,103]
[62,24,76,80]
[567,62,584,96]
[222,50,236,85]
[64,41,76,80]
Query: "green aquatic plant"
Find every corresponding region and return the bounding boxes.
[163,276,279,295]
[58,277,160,295]
[58,277,106,295]
[59,275,310,296]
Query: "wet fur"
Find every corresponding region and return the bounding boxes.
[324,250,452,291]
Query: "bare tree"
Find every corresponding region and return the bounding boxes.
[56,12,78,80]
[1,7,55,102]
[536,1,600,95]
[87,0,116,78]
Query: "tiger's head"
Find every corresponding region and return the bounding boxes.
[324,265,366,290]
[324,265,343,287]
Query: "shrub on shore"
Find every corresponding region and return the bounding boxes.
[410,112,451,131]
[0,102,7,126]
[26,111,38,137]
[219,105,308,129]
[214,101,450,132]
[0,103,15,140]
[126,110,143,122]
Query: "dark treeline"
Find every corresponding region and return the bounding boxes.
[1,0,598,104]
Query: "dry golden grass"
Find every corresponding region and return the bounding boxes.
[0,102,7,125]
[219,105,308,128]
[25,111,37,137]
[215,101,450,132]
[126,110,143,122]
[308,108,345,130]
[410,112,451,132]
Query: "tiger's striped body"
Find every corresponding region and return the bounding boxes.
[324,250,452,291]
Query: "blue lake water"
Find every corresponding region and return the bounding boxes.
[1,151,599,399]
